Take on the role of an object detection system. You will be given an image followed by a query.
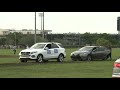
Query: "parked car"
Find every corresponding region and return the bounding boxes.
[19,42,66,63]
[112,58,120,78]
[70,46,111,61]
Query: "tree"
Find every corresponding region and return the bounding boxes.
[0,38,6,45]
[19,35,48,48]
[96,38,111,47]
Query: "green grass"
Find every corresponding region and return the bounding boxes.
[0,48,119,78]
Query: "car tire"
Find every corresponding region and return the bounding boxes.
[37,54,44,63]
[78,55,82,61]
[87,55,92,61]
[103,55,108,60]
[44,60,48,62]
[57,54,64,62]
[71,58,77,61]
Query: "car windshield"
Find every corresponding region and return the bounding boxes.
[30,43,46,49]
[58,44,64,48]
[79,46,94,51]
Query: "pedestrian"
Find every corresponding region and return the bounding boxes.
[26,44,29,49]
[108,45,112,60]
[13,46,16,54]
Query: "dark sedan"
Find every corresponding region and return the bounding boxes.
[70,46,111,61]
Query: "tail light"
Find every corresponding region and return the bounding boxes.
[114,63,120,68]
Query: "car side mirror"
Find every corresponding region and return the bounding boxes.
[44,47,49,50]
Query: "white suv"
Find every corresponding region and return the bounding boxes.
[19,42,66,63]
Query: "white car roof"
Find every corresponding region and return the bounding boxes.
[35,42,61,45]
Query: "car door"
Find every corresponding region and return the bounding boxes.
[96,47,105,59]
[51,43,59,58]
[100,47,109,59]
[43,44,54,59]
[91,47,102,59]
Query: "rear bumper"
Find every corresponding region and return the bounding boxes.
[112,74,120,78]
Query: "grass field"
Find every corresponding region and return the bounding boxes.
[0,48,119,78]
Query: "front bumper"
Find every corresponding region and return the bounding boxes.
[71,54,80,59]
[19,54,37,60]
[70,54,87,60]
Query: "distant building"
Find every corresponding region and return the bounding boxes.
[0,29,9,35]
[0,29,52,35]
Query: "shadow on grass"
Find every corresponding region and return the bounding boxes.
[0,62,39,68]
[0,55,19,58]
[0,59,115,68]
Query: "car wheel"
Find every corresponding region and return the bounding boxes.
[37,54,44,63]
[44,60,48,62]
[57,54,64,62]
[78,55,82,61]
[87,55,92,61]
[71,58,77,61]
[103,55,108,60]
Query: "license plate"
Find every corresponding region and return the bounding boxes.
[113,68,120,73]
[21,55,29,57]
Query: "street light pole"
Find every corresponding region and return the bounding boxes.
[39,13,43,37]
[43,12,44,39]
[14,32,16,46]
[35,12,37,44]
[41,13,43,35]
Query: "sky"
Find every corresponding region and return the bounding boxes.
[0,12,119,34]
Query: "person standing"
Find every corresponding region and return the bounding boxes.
[108,45,112,60]
[13,46,16,54]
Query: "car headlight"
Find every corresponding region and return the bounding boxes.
[19,52,21,55]
[31,51,37,54]
[80,52,88,56]
[71,52,78,56]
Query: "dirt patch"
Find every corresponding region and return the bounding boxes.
[0,55,19,58]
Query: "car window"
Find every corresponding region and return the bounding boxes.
[79,46,94,51]
[45,44,51,49]
[99,47,105,51]
[51,44,59,48]
[58,44,64,48]
[94,47,100,51]
[95,47,105,51]
[30,43,46,49]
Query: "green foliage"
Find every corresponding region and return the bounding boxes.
[0,32,120,48]
[96,38,111,47]
[0,38,6,45]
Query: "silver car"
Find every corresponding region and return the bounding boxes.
[112,58,120,78]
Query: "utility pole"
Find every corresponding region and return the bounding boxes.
[43,12,45,39]
[35,12,37,44]
[39,12,44,39]
[14,32,16,46]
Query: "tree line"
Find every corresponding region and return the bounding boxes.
[0,32,120,48]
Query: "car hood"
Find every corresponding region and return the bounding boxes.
[21,48,43,52]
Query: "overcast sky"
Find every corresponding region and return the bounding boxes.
[0,12,119,34]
